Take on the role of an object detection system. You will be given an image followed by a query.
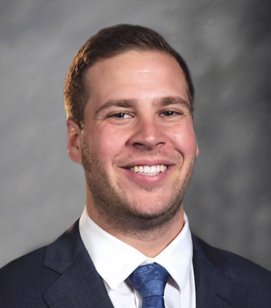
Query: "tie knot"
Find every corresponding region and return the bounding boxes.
[129,263,169,298]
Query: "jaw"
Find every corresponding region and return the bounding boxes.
[84,153,196,233]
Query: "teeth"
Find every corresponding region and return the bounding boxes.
[130,165,167,176]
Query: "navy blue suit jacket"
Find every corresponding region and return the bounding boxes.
[1,221,271,307]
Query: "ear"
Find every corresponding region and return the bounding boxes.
[67,119,82,164]
[196,141,200,157]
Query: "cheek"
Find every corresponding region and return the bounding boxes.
[171,124,198,154]
[88,129,126,161]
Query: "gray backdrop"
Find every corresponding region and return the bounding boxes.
[1,0,270,270]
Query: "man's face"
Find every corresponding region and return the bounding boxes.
[68,50,199,231]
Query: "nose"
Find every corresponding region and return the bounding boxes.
[127,116,166,151]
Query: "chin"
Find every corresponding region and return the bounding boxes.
[129,199,178,217]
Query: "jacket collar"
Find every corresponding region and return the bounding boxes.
[42,221,114,308]
[192,235,247,308]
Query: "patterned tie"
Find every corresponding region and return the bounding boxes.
[129,263,169,308]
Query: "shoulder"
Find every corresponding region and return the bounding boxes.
[0,246,58,280]
[0,246,59,307]
[0,222,81,307]
[192,235,271,294]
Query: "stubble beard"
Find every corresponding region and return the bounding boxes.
[81,138,195,234]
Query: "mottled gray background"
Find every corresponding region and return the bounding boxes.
[0,0,270,269]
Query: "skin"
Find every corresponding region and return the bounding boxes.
[67,50,199,256]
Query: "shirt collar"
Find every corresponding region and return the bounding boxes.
[79,207,193,291]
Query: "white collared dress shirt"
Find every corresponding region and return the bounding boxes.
[79,207,196,308]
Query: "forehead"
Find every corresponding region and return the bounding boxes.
[86,50,185,81]
[84,50,189,105]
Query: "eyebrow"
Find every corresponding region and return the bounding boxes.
[95,99,136,115]
[95,96,191,115]
[155,96,192,112]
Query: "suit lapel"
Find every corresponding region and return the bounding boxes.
[39,222,248,307]
[192,235,247,308]
[42,222,114,308]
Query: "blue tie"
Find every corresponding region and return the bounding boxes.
[129,263,169,308]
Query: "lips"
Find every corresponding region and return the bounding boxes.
[130,165,167,176]
[119,159,177,188]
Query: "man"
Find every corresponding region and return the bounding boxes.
[0,24,270,308]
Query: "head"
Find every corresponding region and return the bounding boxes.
[64,24,194,129]
[65,25,199,236]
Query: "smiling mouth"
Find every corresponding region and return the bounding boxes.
[130,165,168,176]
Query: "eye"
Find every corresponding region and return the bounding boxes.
[108,112,133,119]
[160,110,183,117]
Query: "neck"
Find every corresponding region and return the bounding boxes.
[86,204,185,257]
